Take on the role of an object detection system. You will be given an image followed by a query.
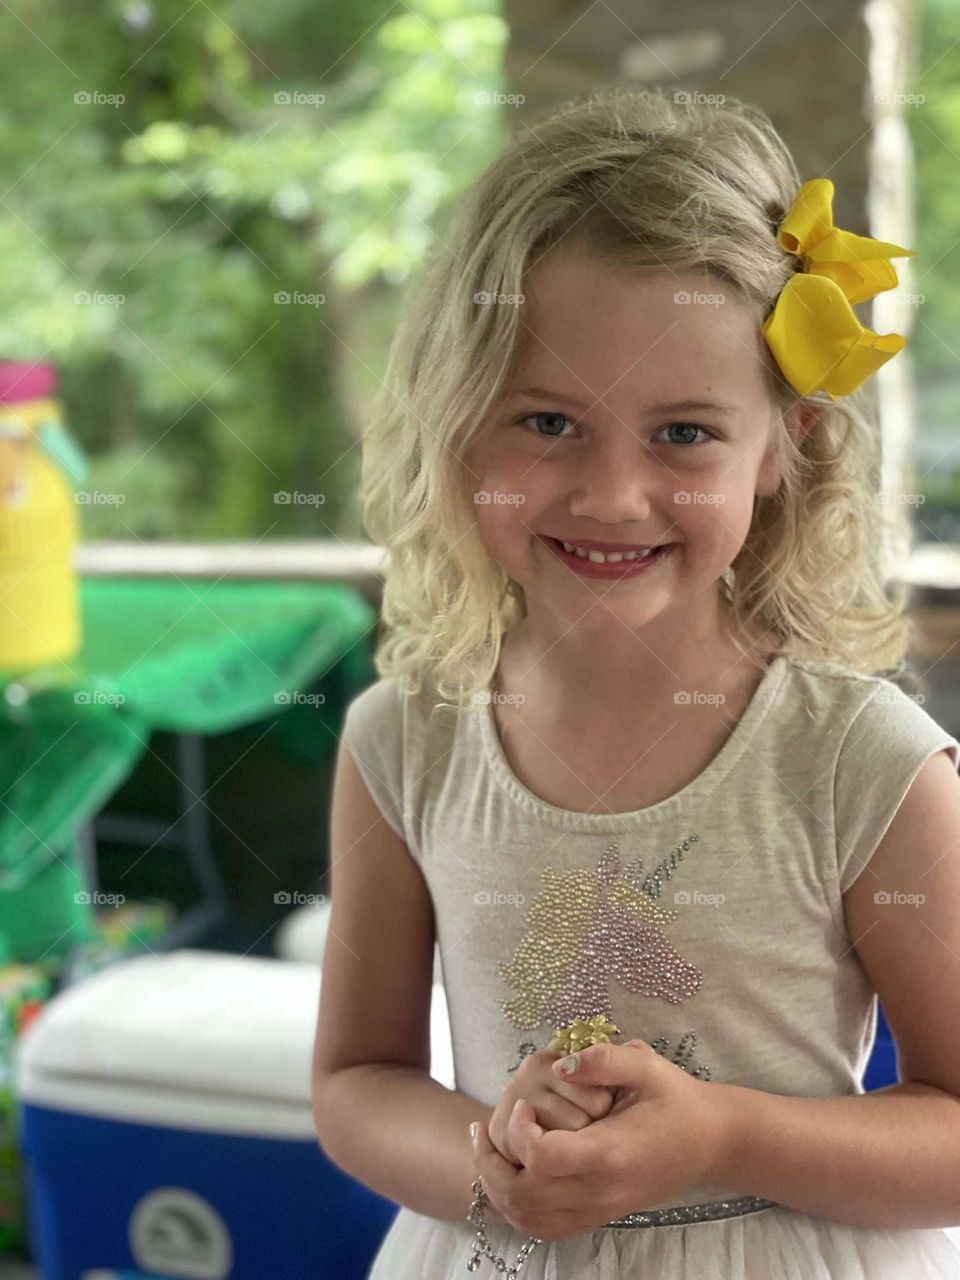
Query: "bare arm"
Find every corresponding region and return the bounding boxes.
[713,1079,960,1230]
[315,1062,499,1222]
[311,735,503,1223]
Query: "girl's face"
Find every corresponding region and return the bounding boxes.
[464,251,790,637]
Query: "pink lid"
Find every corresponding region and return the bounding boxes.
[0,362,57,403]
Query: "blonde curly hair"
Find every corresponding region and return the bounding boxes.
[360,84,915,709]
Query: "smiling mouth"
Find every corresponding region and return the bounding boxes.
[542,536,674,563]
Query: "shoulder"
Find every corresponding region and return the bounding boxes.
[341,671,465,759]
[777,655,941,743]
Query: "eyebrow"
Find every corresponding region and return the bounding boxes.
[507,386,740,416]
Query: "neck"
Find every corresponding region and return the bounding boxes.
[501,593,772,718]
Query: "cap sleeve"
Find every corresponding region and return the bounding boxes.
[835,682,960,894]
[340,676,410,851]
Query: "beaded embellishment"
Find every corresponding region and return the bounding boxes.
[499,837,704,1030]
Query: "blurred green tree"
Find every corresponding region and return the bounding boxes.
[0,0,507,538]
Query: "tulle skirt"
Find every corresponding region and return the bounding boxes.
[367,1203,960,1279]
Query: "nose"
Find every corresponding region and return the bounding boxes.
[567,439,659,526]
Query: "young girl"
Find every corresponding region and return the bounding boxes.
[312,85,960,1278]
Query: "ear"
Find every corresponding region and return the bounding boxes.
[754,400,819,499]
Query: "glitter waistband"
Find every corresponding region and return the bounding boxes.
[602,1195,780,1229]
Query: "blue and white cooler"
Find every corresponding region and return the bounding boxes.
[15,947,455,1280]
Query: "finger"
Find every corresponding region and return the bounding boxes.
[551,1039,654,1090]
[507,1098,545,1168]
[551,1079,616,1121]
[472,1115,522,1191]
[530,1090,598,1132]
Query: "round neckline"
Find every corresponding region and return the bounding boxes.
[476,654,789,832]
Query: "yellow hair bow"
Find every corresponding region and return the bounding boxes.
[761,178,915,399]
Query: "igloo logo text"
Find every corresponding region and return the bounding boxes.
[129,1187,233,1279]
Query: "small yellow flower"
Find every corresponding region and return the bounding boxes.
[547,1014,621,1055]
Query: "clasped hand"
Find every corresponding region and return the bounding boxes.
[472,1039,732,1243]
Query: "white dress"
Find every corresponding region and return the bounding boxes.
[341,655,960,1279]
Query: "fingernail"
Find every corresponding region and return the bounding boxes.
[558,1054,579,1075]
[469,1121,479,1141]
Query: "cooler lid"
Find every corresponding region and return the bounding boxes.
[16,951,321,1112]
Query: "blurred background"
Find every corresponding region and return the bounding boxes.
[0,0,958,1275]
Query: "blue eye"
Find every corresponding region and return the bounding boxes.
[657,423,714,446]
[516,411,574,438]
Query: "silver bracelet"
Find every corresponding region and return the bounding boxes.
[466,1175,543,1276]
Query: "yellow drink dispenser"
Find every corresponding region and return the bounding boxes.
[0,362,86,670]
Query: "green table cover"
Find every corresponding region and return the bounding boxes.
[0,577,377,958]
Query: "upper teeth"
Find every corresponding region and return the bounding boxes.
[560,540,656,563]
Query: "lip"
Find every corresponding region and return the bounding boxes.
[538,535,678,579]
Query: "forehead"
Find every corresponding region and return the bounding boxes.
[514,251,770,408]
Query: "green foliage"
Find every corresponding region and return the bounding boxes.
[911,0,960,510]
[0,0,507,537]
